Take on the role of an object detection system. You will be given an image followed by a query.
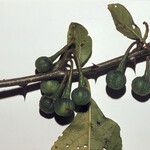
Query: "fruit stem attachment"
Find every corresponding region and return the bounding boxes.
[73,49,85,87]
[62,60,73,99]
[144,56,150,82]
[48,42,74,62]
[53,73,68,98]
[117,41,137,73]
[52,44,75,71]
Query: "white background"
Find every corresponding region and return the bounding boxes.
[0,0,150,150]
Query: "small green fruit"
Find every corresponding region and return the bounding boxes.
[40,80,60,95]
[132,77,150,96]
[39,96,54,114]
[35,56,53,73]
[54,99,75,117]
[106,70,126,90]
[71,87,91,106]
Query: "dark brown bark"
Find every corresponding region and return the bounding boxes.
[0,47,149,88]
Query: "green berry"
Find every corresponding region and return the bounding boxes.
[39,96,54,114]
[35,56,53,73]
[106,70,126,90]
[40,80,60,96]
[132,77,150,96]
[54,98,75,117]
[71,87,91,106]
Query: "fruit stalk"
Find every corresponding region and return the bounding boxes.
[73,49,85,87]
[52,46,74,71]
[49,42,73,62]
[144,56,150,82]
[54,73,68,98]
[117,41,137,73]
[62,60,73,99]
[54,60,75,117]
[131,56,150,96]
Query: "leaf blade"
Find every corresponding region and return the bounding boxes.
[51,99,122,150]
[108,3,142,41]
[67,22,92,66]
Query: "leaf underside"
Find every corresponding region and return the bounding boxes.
[67,22,92,67]
[108,3,142,41]
[51,99,122,150]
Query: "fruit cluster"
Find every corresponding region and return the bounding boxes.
[35,44,91,121]
[35,41,150,123]
[106,42,150,99]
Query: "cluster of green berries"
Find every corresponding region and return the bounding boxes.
[35,42,150,122]
[106,44,150,98]
[35,46,91,121]
[38,79,91,118]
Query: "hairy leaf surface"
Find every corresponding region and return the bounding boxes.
[108,3,142,41]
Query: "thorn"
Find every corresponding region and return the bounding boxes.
[19,83,28,88]
[133,66,136,74]
[94,76,98,83]
[92,63,99,68]
[129,57,136,73]
[22,92,27,101]
[20,86,27,101]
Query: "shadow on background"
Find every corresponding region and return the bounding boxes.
[54,112,75,126]
[39,109,54,119]
[106,85,126,99]
[74,102,90,113]
[131,90,150,102]
[39,109,75,126]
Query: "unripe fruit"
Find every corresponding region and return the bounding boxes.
[106,70,126,90]
[54,99,75,117]
[132,77,150,96]
[39,96,54,114]
[71,87,91,106]
[105,42,136,91]
[35,56,53,73]
[40,80,60,96]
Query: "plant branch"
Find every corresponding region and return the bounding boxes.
[0,46,150,88]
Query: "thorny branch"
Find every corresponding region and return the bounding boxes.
[0,44,150,89]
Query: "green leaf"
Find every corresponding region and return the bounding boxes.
[108,3,142,41]
[67,22,92,66]
[51,99,122,150]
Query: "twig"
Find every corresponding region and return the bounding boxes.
[0,46,150,88]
